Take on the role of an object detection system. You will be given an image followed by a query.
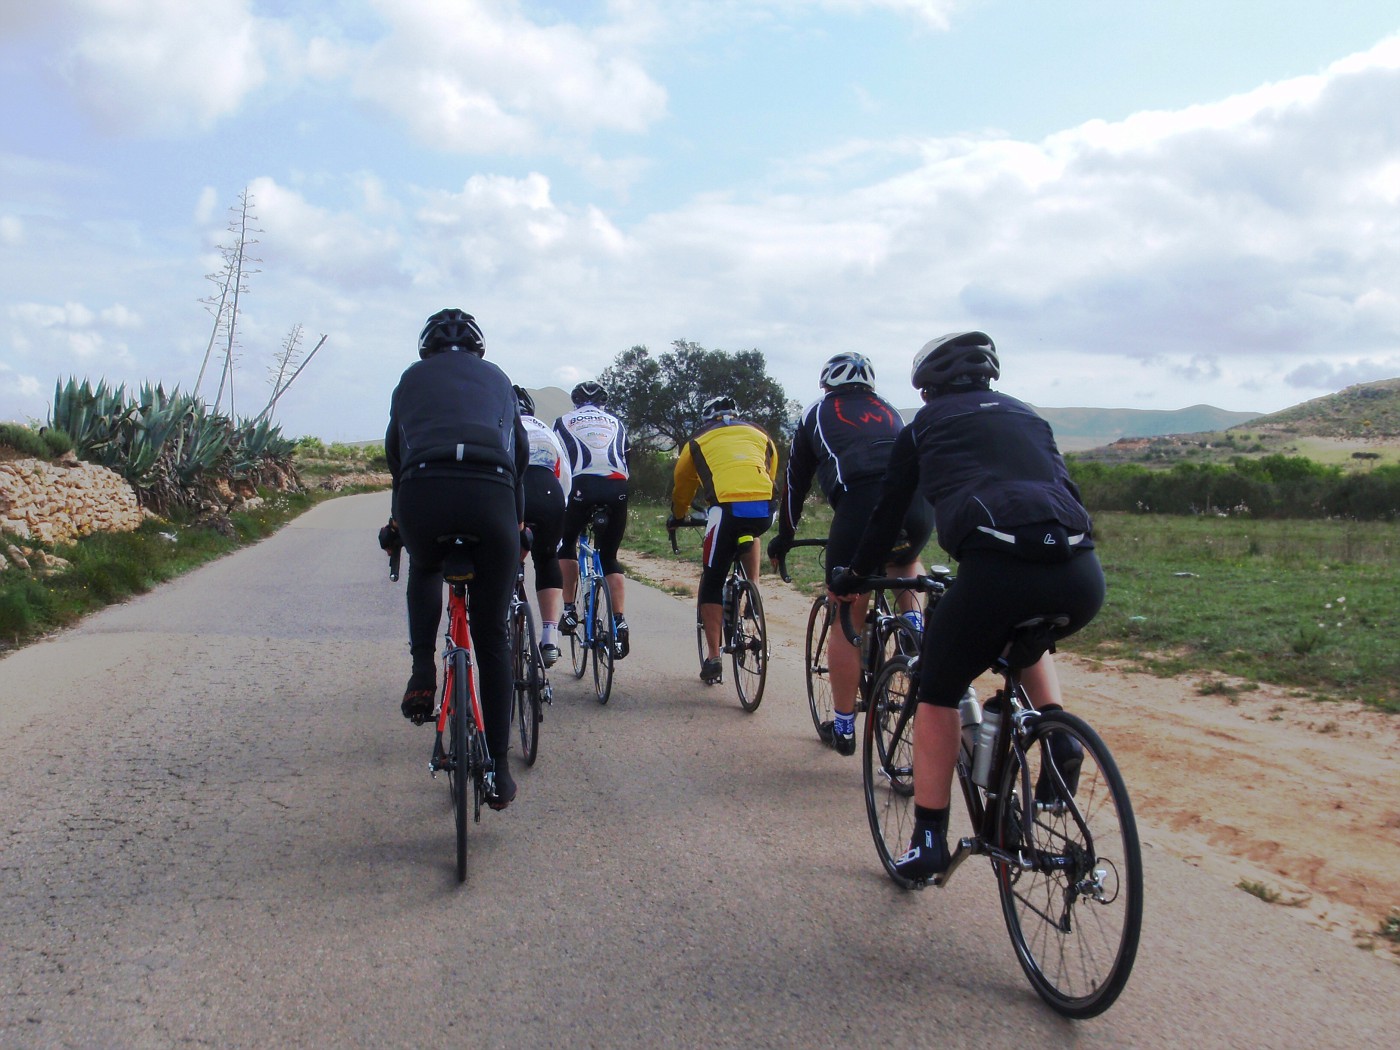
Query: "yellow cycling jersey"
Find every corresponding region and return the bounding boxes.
[671,418,779,519]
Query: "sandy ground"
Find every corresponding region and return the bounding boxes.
[622,547,1400,960]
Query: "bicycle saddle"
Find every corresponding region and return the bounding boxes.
[437,533,480,582]
[1001,614,1072,671]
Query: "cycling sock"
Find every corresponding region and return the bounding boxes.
[541,622,559,646]
[833,710,855,736]
[913,805,949,834]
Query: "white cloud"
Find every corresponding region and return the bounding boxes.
[0,216,22,246]
[350,0,668,154]
[56,0,285,135]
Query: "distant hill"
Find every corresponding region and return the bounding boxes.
[1239,378,1400,438]
[525,385,573,423]
[897,402,1262,451]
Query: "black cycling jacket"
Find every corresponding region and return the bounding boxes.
[850,387,1092,571]
[385,350,529,521]
[778,385,905,537]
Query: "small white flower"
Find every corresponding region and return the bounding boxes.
[1336,596,1346,603]
[1324,603,1332,609]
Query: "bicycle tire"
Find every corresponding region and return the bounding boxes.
[994,710,1143,1018]
[694,591,707,678]
[861,656,919,888]
[590,575,615,705]
[730,579,767,712]
[569,567,589,679]
[450,647,470,884]
[804,596,833,735]
[512,597,540,766]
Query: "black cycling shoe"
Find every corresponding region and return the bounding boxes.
[613,620,630,659]
[400,669,436,724]
[894,829,950,885]
[700,657,723,684]
[486,766,517,811]
[559,604,579,636]
[817,719,856,756]
[1035,731,1084,803]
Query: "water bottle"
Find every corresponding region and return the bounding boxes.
[971,693,1003,788]
[957,689,981,769]
[901,610,924,635]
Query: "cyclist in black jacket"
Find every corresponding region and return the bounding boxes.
[768,352,932,755]
[832,332,1104,879]
[386,308,529,809]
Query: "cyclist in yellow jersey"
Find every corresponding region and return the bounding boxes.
[667,396,779,684]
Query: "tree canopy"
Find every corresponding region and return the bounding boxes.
[597,340,796,449]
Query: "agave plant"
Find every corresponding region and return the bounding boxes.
[49,377,135,463]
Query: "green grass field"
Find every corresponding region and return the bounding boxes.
[622,500,1400,713]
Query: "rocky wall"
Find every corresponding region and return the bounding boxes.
[0,457,144,546]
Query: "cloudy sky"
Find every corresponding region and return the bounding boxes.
[2,0,1398,440]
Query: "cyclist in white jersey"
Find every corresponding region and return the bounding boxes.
[514,386,571,665]
[553,380,631,658]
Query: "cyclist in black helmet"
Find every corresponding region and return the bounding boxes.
[832,331,1104,879]
[553,380,632,658]
[768,352,933,755]
[385,308,529,810]
[668,395,779,686]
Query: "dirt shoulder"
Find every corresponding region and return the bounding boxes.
[621,547,1400,959]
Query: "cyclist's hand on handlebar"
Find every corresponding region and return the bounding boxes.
[766,534,792,563]
[519,524,533,554]
[378,519,401,553]
[665,513,681,531]
[829,566,866,599]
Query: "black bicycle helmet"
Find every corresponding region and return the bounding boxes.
[819,352,876,390]
[418,308,485,359]
[571,381,608,407]
[701,395,738,421]
[513,384,535,416]
[911,331,999,391]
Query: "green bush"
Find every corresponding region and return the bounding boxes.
[0,423,50,458]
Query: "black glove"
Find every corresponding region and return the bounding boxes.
[378,520,401,552]
[519,526,533,554]
[665,514,681,531]
[828,566,865,597]
[767,534,792,562]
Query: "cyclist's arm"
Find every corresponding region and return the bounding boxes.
[671,440,702,520]
[513,415,529,526]
[847,426,919,576]
[776,424,816,540]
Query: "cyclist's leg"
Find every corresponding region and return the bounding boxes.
[887,494,935,618]
[592,482,630,655]
[525,467,567,662]
[696,505,731,677]
[394,478,459,719]
[823,491,876,745]
[453,485,522,807]
[557,483,589,609]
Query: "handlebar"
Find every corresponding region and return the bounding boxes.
[830,567,953,645]
[388,547,401,582]
[775,537,827,583]
[666,515,706,553]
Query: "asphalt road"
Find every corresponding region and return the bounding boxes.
[1,492,1394,1048]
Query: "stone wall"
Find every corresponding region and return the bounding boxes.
[0,457,144,546]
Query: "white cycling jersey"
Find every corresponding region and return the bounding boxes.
[553,405,629,480]
[522,413,572,494]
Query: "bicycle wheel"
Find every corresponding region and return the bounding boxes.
[804,596,833,734]
[994,710,1143,1018]
[569,572,589,679]
[694,592,706,676]
[729,580,767,712]
[449,648,471,883]
[589,575,615,705]
[862,656,919,887]
[512,598,540,766]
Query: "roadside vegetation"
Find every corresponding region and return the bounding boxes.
[621,498,1399,714]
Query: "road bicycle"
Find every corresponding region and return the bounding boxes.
[777,539,921,742]
[668,515,767,712]
[568,504,618,705]
[508,561,552,766]
[842,573,1143,1018]
[400,535,496,884]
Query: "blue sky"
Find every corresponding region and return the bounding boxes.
[3,0,1399,440]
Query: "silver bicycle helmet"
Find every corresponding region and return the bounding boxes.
[701,395,738,421]
[571,381,608,407]
[911,331,999,391]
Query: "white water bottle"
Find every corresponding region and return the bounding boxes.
[958,690,981,768]
[971,695,1002,788]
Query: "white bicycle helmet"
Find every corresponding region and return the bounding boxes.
[819,352,876,390]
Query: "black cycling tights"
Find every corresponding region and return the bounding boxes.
[917,548,1106,708]
[396,475,519,758]
[559,475,628,575]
